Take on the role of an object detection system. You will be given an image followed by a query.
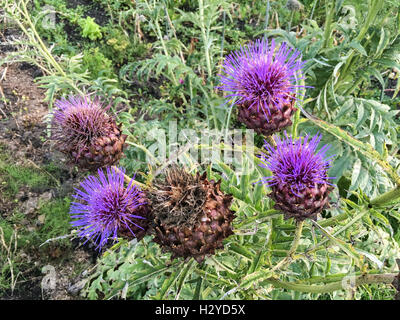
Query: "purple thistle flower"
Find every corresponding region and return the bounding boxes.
[70,167,148,249]
[258,133,334,197]
[52,95,109,150]
[50,95,128,170]
[218,38,306,121]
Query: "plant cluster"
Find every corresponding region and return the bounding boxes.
[1,0,400,300]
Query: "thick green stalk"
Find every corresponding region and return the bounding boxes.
[264,0,270,34]
[291,78,305,139]
[319,211,349,227]
[112,166,148,190]
[271,220,304,272]
[322,0,335,49]
[223,102,233,141]
[199,0,213,81]
[287,220,304,257]
[299,269,387,284]
[370,186,400,207]
[291,108,301,139]
[267,273,397,293]
[356,0,382,43]
[198,0,219,129]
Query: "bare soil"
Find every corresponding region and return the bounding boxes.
[0,57,97,300]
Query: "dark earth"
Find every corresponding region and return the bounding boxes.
[0,27,101,300]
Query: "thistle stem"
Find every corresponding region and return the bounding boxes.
[291,108,301,139]
[291,75,304,139]
[266,272,397,293]
[199,0,219,130]
[322,0,335,49]
[271,220,304,272]
[309,0,318,20]
[370,186,400,207]
[265,0,270,34]
[199,0,213,81]
[287,220,304,259]
[287,10,295,32]
[111,166,148,190]
[265,135,277,148]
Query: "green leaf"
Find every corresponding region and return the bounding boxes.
[350,158,362,191]
[389,211,400,223]
[375,27,390,58]
[375,58,400,71]
[154,271,180,299]
[311,221,361,264]
[229,244,254,260]
[370,209,393,234]
[129,261,181,287]
[240,270,273,290]
[349,41,367,56]
[175,260,196,300]
[336,97,354,119]
[193,275,203,300]
[248,250,266,274]
[366,67,385,90]
[355,249,384,269]
[355,101,365,129]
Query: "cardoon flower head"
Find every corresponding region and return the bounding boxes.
[219,38,305,117]
[150,167,235,263]
[51,95,127,170]
[52,95,109,145]
[218,38,306,136]
[70,167,150,249]
[260,133,333,192]
[259,133,334,221]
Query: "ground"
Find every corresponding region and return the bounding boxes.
[0,52,99,300]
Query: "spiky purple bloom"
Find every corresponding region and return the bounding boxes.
[259,133,334,195]
[218,38,306,120]
[52,95,109,148]
[70,167,148,249]
[51,95,127,169]
[258,133,334,220]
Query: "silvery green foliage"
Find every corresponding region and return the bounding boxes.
[6,0,398,299]
[82,156,400,300]
[80,0,400,300]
